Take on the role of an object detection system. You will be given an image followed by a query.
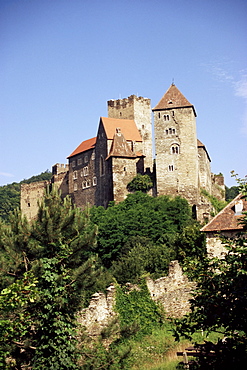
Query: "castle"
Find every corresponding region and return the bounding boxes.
[21,84,225,221]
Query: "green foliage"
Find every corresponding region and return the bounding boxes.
[225,185,239,201]
[111,236,174,284]
[0,186,101,369]
[200,188,227,215]
[90,192,193,268]
[174,219,247,367]
[115,281,164,339]
[127,174,153,193]
[0,170,52,222]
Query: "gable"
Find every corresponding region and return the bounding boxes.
[100,117,142,142]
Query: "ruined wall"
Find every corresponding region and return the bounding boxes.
[21,181,49,221]
[211,174,225,201]
[146,260,196,318]
[78,261,195,337]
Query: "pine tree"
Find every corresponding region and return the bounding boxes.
[0,187,100,369]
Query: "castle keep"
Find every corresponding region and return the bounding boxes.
[21,84,224,221]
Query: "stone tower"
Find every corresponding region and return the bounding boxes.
[153,84,199,206]
[107,95,153,172]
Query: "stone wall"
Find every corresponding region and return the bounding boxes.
[78,261,195,337]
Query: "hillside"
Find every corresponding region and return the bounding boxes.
[0,171,52,221]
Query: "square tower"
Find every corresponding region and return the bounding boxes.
[153,84,199,205]
[107,95,153,172]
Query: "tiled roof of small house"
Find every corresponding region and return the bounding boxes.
[100,117,142,142]
[67,137,96,158]
[153,84,197,116]
[197,139,211,162]
[201,193,246,232]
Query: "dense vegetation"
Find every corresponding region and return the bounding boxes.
[0,171,52,221]
[0,170,246,369]
[174,176,247,369]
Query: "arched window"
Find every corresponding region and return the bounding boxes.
[100,156,105,176]
[171,144,179,154]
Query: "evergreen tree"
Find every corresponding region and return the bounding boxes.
[0,187,100,369]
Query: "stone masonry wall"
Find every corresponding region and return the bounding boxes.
[78,261,195,337]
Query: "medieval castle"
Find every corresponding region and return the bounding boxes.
[21,84,225,221]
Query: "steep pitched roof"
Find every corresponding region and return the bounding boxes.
[100,117,142,142]
[67,137,96,158]
[153,84,196,116]
[197,139,211,162]
[201,193,246,232]
[106,128,139,159]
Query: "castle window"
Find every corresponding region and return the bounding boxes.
[72,160,75,167]
[172,128,176,134]
[168,165,174,172]
[86,180,91,188]
[91,151,95,160]
[166,129,168,135]
[77,158,82,165]
[100,156,105,176]
[73,171,78,180]
[164,115,170,121]
[74,183,78,191]
[83,166,89,176]
[171,144,179,154]
[169,128,172,134]
[84,155,88,163]
[119,112,122,117]
[82,181,87,189]
[93,176,97,186]
[28,202,31,207]
[158,112,161,118]
[142,124,145,130]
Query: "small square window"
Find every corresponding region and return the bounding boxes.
[93,176,97,186]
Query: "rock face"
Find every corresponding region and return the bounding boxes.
[78,261,195,336]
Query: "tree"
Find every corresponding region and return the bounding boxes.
[174,179,247,368]
[90,192,194,268]
[127,174,153,193]
[0,187,101,369]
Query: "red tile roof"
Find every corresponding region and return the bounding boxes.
[153,84,196,116]
[100,117,142,142]
[201,193,246,232]
[67,137,96,158]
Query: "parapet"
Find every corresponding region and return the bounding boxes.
[52,163,69,175]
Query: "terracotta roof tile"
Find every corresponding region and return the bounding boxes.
[67,137,96,158]
[100,117,142,142]
[201,193,246,232]
[153,84,196,116]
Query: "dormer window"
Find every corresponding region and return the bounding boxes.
[235,200,243,215]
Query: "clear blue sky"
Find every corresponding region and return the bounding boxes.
[1,0,246,187]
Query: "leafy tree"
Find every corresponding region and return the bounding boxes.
[225,185,239,201]
[110,236,174,284]
[90,192,194,268]
[127,174,153,193]
[0,187,101,369]
[174,185,247,368]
